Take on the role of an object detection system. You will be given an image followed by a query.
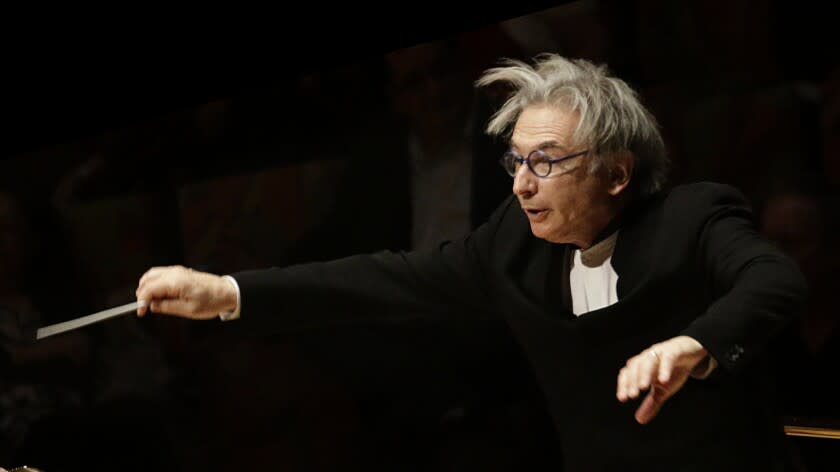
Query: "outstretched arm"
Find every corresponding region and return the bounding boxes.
[135,197,517,331]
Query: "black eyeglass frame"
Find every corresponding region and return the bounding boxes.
[500,148,590,178]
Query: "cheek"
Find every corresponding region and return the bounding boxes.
[547,187,581,219]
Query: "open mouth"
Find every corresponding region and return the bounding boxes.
[525,208,548,220]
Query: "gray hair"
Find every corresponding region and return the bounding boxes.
[476,54,669,197]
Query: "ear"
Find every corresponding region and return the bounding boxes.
[607,151,634,196]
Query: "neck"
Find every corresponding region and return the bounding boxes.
[577,194,630,250]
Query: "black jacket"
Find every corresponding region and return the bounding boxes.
[232,181,808,471]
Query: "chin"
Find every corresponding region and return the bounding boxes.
[532,225,576,245]
[529,223,557,242]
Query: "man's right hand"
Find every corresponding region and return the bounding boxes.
[135,265,237,319]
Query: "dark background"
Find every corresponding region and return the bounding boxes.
[1,1,838,470]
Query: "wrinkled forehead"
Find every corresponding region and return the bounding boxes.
[510,104,582,151]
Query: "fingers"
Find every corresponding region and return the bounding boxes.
[135,268,186,316]
[138,265,185,292]
[137,277,181,302]
[635,385,666,424]
[137,298,149,317]
[636,348,660,392]
[617,336,708,424]
[137,267,168,314]
[617,364,629,401]
[657,348,676,384]
[134,265,230,320]
[617,348,660,402]
[138,267,164,290]
[150,298,195,318]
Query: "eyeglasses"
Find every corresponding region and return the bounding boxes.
[499,148,589,178]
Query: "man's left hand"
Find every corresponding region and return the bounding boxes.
[616,335,709,424]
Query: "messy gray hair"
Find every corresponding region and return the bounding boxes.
[476,54,669,197]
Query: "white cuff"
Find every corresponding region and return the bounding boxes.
[219,275,241,321]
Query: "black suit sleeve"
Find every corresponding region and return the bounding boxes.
[680,184,808,374]
[229,197,517,333]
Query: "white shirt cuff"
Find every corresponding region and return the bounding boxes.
[219,275,241,321]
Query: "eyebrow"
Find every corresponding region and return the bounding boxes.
[509,140,571,154]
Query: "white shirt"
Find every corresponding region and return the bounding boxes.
[569,231,620,316]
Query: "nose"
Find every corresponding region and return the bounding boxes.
[512,164,537,198]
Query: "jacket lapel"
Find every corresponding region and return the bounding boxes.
[542,243,575,318]
[611,194,662,299]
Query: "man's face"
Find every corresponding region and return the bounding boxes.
[510,105,614,247]
[760,193,825,280]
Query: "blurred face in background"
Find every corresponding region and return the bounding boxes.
[760,193,827,287]
[386,41,473,143]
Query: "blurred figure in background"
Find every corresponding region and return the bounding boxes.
[759,174,840,471]
[0,192,89,463]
